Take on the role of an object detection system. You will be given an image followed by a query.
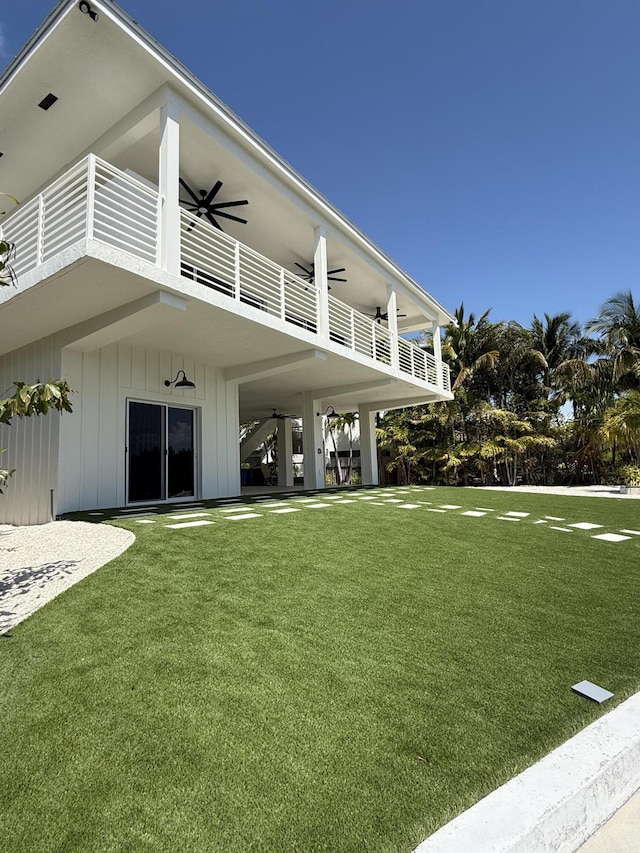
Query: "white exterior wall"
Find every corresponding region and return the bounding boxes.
[59,342,239,513]
[0,335,64,526]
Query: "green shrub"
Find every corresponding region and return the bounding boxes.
[617,464,640,486]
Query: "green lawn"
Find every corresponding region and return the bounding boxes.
[1,487,639,852]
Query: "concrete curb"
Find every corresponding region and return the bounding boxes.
[414,691,640,853]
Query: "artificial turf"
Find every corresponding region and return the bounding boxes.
[1,486,639,852]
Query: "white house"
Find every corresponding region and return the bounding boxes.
[0,0,453,525]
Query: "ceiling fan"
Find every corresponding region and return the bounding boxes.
[270,408,298,420]
[179,178,248,232]
[369,306,408,324]
[293,261,347,287]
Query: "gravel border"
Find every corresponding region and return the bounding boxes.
[0,521,134,634]
[470,484,640,499]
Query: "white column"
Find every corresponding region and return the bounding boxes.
[158,101,181,275]
[386,284,399,370]
[358,404,379,486]
[302,391,326,489]
[314,226,329,339]
[277,418,294,487]
[431,321,442,387]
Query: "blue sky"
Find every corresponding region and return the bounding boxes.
[2,0,639,327]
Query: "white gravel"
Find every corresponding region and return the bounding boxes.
[0,521,134,634]
[470,484,640,499]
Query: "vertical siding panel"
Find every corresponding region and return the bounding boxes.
[59,348,83,516]
[159,351,172,395]
[118,343,132,389]
[98,344,119,508]
[132,347,145,390]
[80,351,100,510]
[146,350,159,394]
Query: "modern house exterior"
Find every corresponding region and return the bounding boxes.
[0,0,454,526]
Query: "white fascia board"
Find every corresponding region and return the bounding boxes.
[3,0,452,324]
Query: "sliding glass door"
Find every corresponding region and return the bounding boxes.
[127,401,196,503]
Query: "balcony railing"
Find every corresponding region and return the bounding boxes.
[1,155,450,394]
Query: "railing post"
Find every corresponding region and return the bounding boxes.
[349,307,355,350]
[314,226,329,339]
[158,101,180,274]
[86,154,96,242]
[234,241,241,300]
[36,194,44,265]
[280,268,286,320]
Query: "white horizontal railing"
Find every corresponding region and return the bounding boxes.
[1,155,159,278]
[180,210,319,332]
[1,154,450,392]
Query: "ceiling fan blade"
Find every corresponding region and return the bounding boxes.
[213,210,248,225]
[295,262,313,277]
[327,267,346,276]
[328,276,347,283]
[205,212,223,231]
[179,178,201,205]
[203,180,223,206]
[212,199,249,209]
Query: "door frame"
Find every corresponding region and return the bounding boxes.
[125,398,199,505]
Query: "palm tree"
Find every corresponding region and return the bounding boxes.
[442,304,499,392]
[588,291,640,391]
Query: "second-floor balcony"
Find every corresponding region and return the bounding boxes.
[2,154,451,395]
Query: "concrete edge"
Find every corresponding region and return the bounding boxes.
[414,690,640,853]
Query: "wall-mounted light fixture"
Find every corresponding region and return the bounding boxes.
[316,406,339,419]
[78,1,99,21]
[164,370,195,389]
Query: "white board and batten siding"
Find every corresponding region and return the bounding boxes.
[59,343,241,515]
[0,335,65,526]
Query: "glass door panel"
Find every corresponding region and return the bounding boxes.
[128,402,165,502]
[167,407,195,498]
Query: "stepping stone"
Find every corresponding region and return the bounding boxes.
[166,520,215,529]
[498,517,520,522]
[134,519,156,524]
[440,504,462,510]
[534,520,548,525]
[506,511,529,517]
[426,508,447,513]
[621,529,640,536]
[569,522,602,530]
[221,506,255,513]
[258,503,288,509]
[167,512,211,520]
[545,516,565,521]
[358,496,378,501]
[418,501,433,505]
[305,503,330,508]
[226,513,262,521]
[370,501,387,506]
[88,512,104,516]
[592,533,631,543]
[383,499,403,503]
[335,499,357,504]
[269,508,300,514]
[291,498,319,503]
[398,504,421,509]
[462,511,486,517]
[550,526,573,533]
[475,507,494,511]
[571,680,613,703]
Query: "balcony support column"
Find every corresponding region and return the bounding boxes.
[314,227,329,339]
[358,404,379,486]
[386,284,399,370]
[277,418,294,488]
[158,101,181,275]
[429,321,442,386]
[302,391,326,489]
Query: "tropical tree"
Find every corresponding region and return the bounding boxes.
[588,291,640,391]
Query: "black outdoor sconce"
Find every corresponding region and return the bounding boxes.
[164,370,196,389]
[317,406,339,419]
